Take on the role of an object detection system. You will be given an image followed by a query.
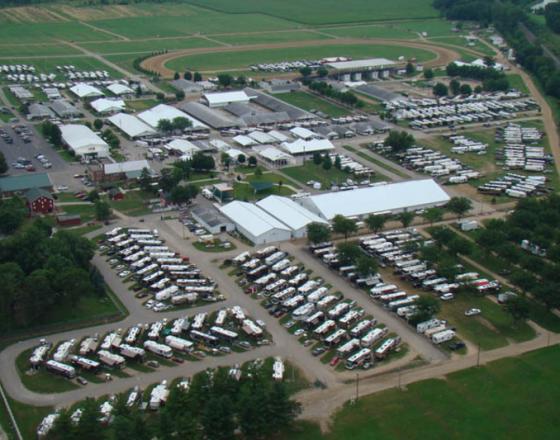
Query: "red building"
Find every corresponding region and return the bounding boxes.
[24,188,54,215]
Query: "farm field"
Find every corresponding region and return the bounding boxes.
[0,22,111,43]
[283,346,560,440]
[165,43,436,72]
[214,31,332,46]
[324,19,456,40]
[0,43,81,58]
[275,92,350,118]
[80,36,220,55]
[184,0,438,25]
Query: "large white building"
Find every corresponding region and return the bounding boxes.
[107,83,134,96]
[219,201,291,245]
[60,124,110,158]
[256,195,328,238]
[138,104,207,130]
[70,83,104,99]
[90,98,126,114]
[298,179,450,220]
[203,91,252,108]
[108,113,156,139]
[165,139,200,158]
[280,138,335,155]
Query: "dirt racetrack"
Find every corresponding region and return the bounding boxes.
[141,37,467,78]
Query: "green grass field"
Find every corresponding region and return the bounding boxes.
[0,43,81,57]
[283,346,560,440]
[214,30,331,46]
[276,92,350,117]
[506,73,529,94]
[185,0,438,25]
[16,349,79,394]
[166,43,435,72]
[0,21,112,43]
[283,161,353,188]
[80,36,219,55]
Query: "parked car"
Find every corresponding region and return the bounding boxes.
[329,356,340,367]
[465,308,481,317]
[77,376,88,386]
[441,293,455,301]
[312,346,327,357]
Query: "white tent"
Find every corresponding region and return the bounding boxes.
[219,201,291,245]
[107,83,134,96]
[60,124,109,157]
[298,179,450,220]
[233,135,257,147]
[280,138,334,155]
[91,98,125,114]
[70,83,104,99]
[138,104,207,129]
[108,113,156,138]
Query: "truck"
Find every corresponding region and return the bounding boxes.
[350,319,374,338]
[69,355,100,371]
[144,340,173,358]
[416,319,446,334]
[337,338,361,358]
[324,328,347,346]
[30,342,51,367]
[171,293,198,305]
[313,319,336,337]
[242,319,263,337]
[374,337,401,359]
[272,357,285,381]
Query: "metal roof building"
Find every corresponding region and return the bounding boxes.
[165,139,200,158]
[108,113,156,138]
[49,99,81,119]
[104,160,152,179]
[60,124,110,158]
[257,195,328,238]
[244,88,315,121]
[298,179,450,220]
[107,83,134,96]
[280,138,335,155]
[90,98,126,114]
[138,104,207,130]
[191,205,235,234]
[203,91,252,108]
[0,173,52,195]
[70,83,104,99]
[326,58,397,72]
[219,200,291,245]
[179,101,240,129]
[27,103,54,120]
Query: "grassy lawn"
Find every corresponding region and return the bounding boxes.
[7,396,53,440]
[233,181,294,201]
[56,204,95,222]
[0,109,14,122]
[80,36,218,55]
[283,161,352,188]
[125,99,159,112]
[215,30,332,46]
[106,190,153,217]
[282,346,560,440]
[165,43,435,72]
[275,91,350,117]
[345,145,407,179]
[16,349,79,394]
[507,73,529,94]
[67,223,103,237]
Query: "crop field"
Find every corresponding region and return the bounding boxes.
[165,44,436,72]
[185,0,438,25]
[214,31,332,46]
[276,92,350,117]
[80,36,220,55]
[285,346,560,440]
[323,19,456,40]
[0,22,112,43]
[0,43,81,58]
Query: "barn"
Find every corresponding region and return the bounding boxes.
[25,188,54,214]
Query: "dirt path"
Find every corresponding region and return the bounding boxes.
[78,20,130,41]
[141,38,463,78]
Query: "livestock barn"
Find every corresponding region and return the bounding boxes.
[25,188,54,214]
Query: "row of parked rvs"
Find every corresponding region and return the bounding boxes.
[478,173,549,198]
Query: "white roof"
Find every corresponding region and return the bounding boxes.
[204,91,251,106]
[258,147,293,162]
[90,98,125,114]
[248,130,276,144]
[268,130,289,142]
[108,113,156,138]
[165,139,200,155]
[107,83,134,95]
[300,179,450,220]
[233,134,257,147]
[326,58,396,70]
[60,124,109,157]
[70,83,104,98]
[220,201,291,237]
[209,139,231,151]
[281,138,334,155]
[257,195,328,231]
[290,126,316,139]
[138,104,207,129]
[105,160,150,175]
[226,148,245,159]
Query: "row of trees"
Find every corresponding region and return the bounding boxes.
[46,363,300,440]
[545,2,560,34]
[174,70,202,82]
[383,130,415,153]
[216,73,249,89]
[307,80,363,107]
[0,151,8,174]
[156,116,193,134]
[41,121,62,148]
[306,197,473,244]
[0,220,104,330]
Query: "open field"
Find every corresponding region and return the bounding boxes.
[283,161,354,188]
[80,36,220,55]
[0,43,81,58]
[214,30,332,46]
[185,0,438,25]
[275,92,350,117]
[324,19,456,40]
[0,22,112,43]
[284,346,560,440]
[165,43,436,72]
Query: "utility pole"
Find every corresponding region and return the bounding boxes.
[355,373,359,401]
[476,342,481,367]
[398,366,402,390]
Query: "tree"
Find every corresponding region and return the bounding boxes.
[449,78,461,95]
[41,121,62,146]
[334,155,342,170]
[170,184,198,205]
[0,151,7,174]
[93,118,103,130]
[174,72,180,80]
[175,90,185,100]
[446,196,472,218]
[248,155,257,167]
[217,73,233,87]
[433,82,448,97]
[306,222,331,244]
[336,242,362,265]
[398,210,415,228]
[0,197,27,234]
[322,154,332,170]
[139,167,153,193]
[312,151,322,165]
[356,255,378,277]
[411,295,441,324]
[332,215,357,239]
[423,207,444,225]
[299,66,312,77]
[86,190,100,202]
[384,130,415,153]
[424,68,434,80]
[184,71,192,80]
[459,83,472,95]
[448,236,473,256]
[74,398,104,440]
[474,85,483,93]
[94,200,111,221]
[172,116,192,131]
[156,92,165,101]
[406,62,416,75]
[193,72,202,82]
[201,395,235,440]
[237,153,246,164]
[317,66,329,77]
[504,295,530,325]
[191,152,215,172]
[157,118,173,134]
[365,214,389,233]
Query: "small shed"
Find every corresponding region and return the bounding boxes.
[56,214,82,227]
[108,188,124,201]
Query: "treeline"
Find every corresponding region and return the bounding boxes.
[545,3,560,34]
[0,219,104,330]
[46,363,301,440]
[433,0,560,100]
[307,80,364,107]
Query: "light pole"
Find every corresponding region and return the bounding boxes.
[476,342,481,367]
[355,373,359,401]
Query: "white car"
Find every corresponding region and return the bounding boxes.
[294,329,306,337]
[440,293,455,301]
[118,270,130,278]
[145,300,155,309]
[465,308,481,317]
[56,185,69,191]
